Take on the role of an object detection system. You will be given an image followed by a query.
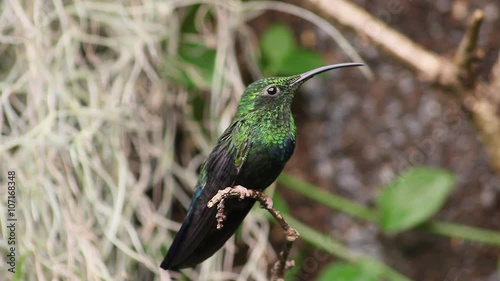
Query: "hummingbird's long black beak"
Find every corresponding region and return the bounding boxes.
[291,62,364,86]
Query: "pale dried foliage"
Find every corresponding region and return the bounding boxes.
[0,1,357,280]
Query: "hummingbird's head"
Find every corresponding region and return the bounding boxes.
[235,63,364,119]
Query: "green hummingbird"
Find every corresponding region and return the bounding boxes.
[160,63,363,270]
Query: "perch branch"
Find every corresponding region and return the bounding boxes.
[309,0,500,171]
[207,185,300,281]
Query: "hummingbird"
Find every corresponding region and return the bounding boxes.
[160,63,363,270]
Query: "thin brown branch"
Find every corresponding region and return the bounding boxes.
[465,56,500,171]
[310,0,458,87]
[454,10,485,78]
[207,185,300,281]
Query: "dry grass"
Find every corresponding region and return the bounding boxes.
[0,1,360,280]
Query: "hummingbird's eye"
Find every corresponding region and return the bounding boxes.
[265,86,280,96]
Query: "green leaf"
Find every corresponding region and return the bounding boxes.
[179,41,216,88]
[162,40,216,90]
[276,49,324,76]
[378,167,455,233]
[287,217,412,281]
[180,5,201,34]
[259,24,324,76]
[260,24,296,67]
[317,260,383,281]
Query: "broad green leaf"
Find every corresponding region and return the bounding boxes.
[317,260,383,281]
[378,167,455,233]
[277,49,324,76]
[260,24,296,67]
[260,24,324,76]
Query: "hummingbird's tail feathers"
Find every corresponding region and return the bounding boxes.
[160,210,197,270]
[161,199,255,270]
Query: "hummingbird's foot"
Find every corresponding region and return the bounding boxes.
[232,185,252,200]
[207,185,300,280]
[215,202,227,230]
[208,187,232,230]
[207,186,253,230]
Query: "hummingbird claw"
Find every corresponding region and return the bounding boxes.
[215,208,226,230]
[209,186,254,230]
[233,185,251,200]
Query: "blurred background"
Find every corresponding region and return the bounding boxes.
[0,0,499,280]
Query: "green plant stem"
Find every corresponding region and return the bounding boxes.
[286,216,413,281]
[277,172,500,247]
[287,216,357,262]
[278,173,377,222]
[421,221,500,246]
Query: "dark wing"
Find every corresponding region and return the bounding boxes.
[161,120,250,269]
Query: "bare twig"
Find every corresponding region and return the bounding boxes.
[454,9,485,83]
[465,58,500,172]
[207,185,300,281]
[309,0,500,172]
[310,0,457,87]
